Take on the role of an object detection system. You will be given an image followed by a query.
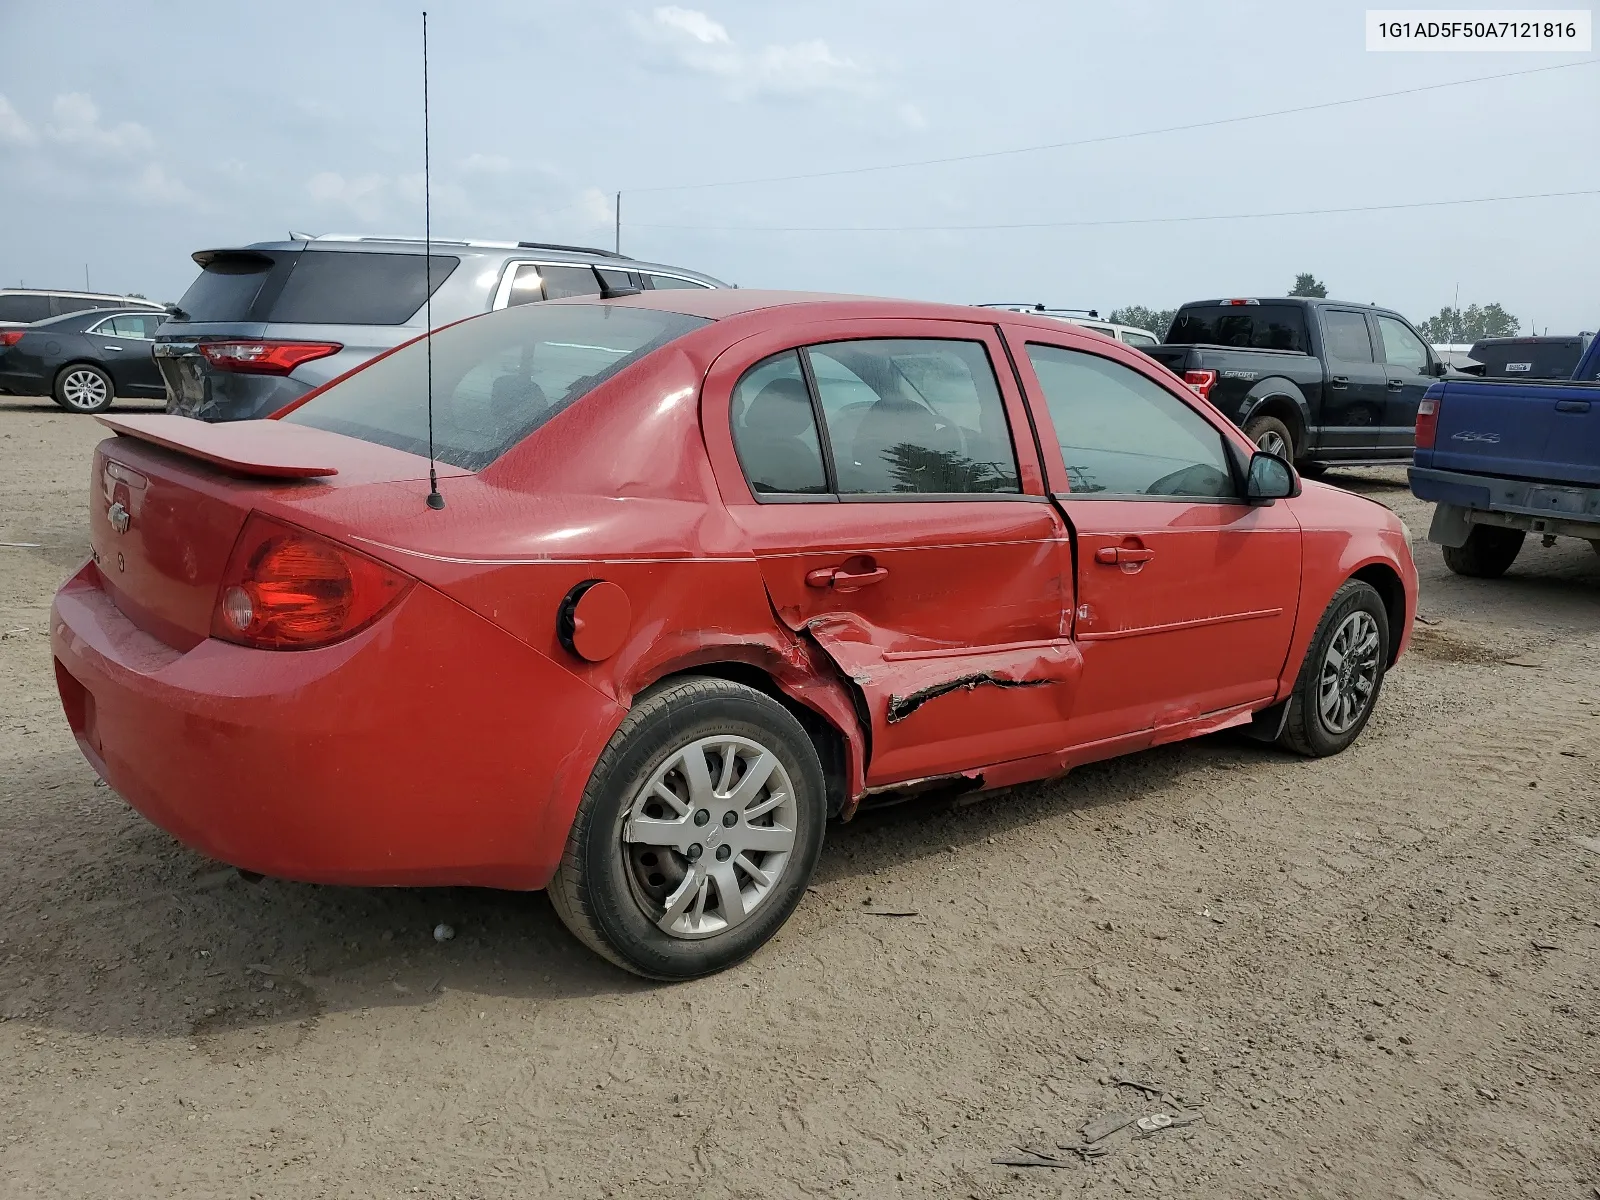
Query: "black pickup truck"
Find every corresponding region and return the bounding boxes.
[1144,297,1449,474]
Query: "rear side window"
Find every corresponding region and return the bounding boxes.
[283,303,710,470]
[52,296,108,315]
[266,251,459,324]
[175,253,280,321]
[1469,339,1586,380]
[645,274,709,291]
[504,264,604,306]
[0,294,52,322]
[1323,311,1375,363]
[731,351,828,495]
[1167,304,1309,353]
[1026,344,1236,498]
[1121,331,1158,349]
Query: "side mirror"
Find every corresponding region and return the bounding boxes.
[1246,451,1298,502]
[1431,359,1450,377]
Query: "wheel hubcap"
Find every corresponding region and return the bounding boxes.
[63,370,108,409]
[1256,429,1290,458]
[1318,611,1381,734]
[622,735,797,939]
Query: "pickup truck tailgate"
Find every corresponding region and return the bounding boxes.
[1430,380,1600,488]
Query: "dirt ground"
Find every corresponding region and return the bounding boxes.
[1,392,1597,1200]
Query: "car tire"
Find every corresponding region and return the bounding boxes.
[1441,525,1524,578]
[53,363,116,414]
[1277,579,1389,758]
[548,676,826,980]
[1243,414,1295,461]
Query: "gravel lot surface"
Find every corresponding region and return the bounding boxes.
[2,394,1597,1198]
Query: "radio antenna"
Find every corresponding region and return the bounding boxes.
[422,10,445,511]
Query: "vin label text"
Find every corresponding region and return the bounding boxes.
[1366,9,1592,50]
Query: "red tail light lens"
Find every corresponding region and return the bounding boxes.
[0,331,25,347]
[212,513,413,649]
[198,340,342,375]
[1415,394,1440,449]
[1183,369,1218,401]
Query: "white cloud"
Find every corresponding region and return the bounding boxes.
[307,170,391,223]
[460,152,514,175]
[580,187,615,228]
[897,102,928,131]
[0,95,37,147]
[127,163,198,206]
[44,92,153,158]
[633,6,870,98]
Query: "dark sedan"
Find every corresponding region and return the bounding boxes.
[0,308,167,413]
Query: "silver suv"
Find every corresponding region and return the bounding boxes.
[155,235,726,420]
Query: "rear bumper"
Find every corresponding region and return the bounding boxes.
[50,562,624,889]
[156,358,312,421]
[1410,466,1600,543]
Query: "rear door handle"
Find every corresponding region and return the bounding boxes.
[1095,547,1155,566]
[805,565,889,591]
[1386,378,1404,391]
[102,345,124,351]
[1555,399,1591,413]
[1328,376,1349,390]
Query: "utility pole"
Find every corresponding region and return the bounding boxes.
[85,264,90,291]
[615,191,621,256]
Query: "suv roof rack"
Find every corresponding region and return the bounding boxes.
[304,233,627,259]
[977,302,1101,318]
[516,241,624,258]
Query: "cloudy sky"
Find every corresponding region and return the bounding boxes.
[1,0,1595,331]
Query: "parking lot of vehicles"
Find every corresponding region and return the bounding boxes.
[0,288,166,329]
[1145,297,1446,474]
[1411,324,1600,576]
[0,307,168,413]
[978,303,1162,349]
[154,234,725,421]
[53,290,1416,979]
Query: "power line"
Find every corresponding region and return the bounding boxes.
[628,186,1600,233]
[626,58,1598,194]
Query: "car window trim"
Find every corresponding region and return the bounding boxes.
[643,271,715,290]
[490,260,606,310]
[737,333,1031,504]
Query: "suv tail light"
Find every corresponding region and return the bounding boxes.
[1415,393,1441,449]
[212,513,413,650]
[0,331,25,347]
[198,340,342,375]
[1183,369,1218,401]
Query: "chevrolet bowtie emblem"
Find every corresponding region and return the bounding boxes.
[107,501,131,534]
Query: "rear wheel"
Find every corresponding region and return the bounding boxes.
[53,364,115,414]
[548,677,826,980]
[1441,525,1524,578]
[1278,580,1389,758]
[1243,414,1295,461]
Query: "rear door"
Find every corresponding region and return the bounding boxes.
[1003,330,1302,746]
[1316,308,1388,456]
[1373,312,1434,453]
[706,318,1078,787]
[91,314,165,393]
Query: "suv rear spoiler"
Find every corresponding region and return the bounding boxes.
[97,414,339,479]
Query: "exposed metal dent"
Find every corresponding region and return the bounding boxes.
[886,673,1054,724]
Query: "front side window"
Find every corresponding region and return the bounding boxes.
[1323,310,1375,363]
[1026,343,1237,499]
[1375,315,1429,373]
[808,339,1020,495]
[1121,331,1158,349]
[505,263,603,307]
[730,351,828,495]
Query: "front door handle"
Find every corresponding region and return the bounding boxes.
[1386,378,1404,391]
[805,564,889,591]
[1095,547,1155,566]
[102,345,124,351]
[1555,399,1591,413]
[1328,376,1349,390]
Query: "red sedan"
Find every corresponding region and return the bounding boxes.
[51,291,1417,978]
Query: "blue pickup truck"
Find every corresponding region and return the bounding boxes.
[1409,330,1600,576]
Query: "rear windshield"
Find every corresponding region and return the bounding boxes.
[174,249,459,325]
[282,303,711,470]
[1468,339,1587,380]
[1167,304,1310,353]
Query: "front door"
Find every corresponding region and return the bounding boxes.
[1003,330,1303,747]
[94,313,166,395]
[706,320,1079,786]
[1315,308,1388,458]
[1373,312,1434,454]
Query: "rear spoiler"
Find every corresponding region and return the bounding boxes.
[96,414,338,479]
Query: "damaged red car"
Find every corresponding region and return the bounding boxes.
[51,290,1417,978]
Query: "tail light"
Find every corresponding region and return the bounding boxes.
[198,340,342,375]
[1415,393,1441,449]
[212,513,413,650]
[0,331,24,347]
[1183,369,1218,401]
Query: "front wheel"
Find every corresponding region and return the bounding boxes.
[548,677,826,980]
[54,364,116,414]
[1243,414,1295,461]
[1441,525,1524,578]
[1278,580,1389,757]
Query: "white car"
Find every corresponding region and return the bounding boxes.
[976,304,1161,350]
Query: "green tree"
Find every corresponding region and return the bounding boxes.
[1289,273,1328,298]
[1416,303,1520,344]
[1108,306,1175,337]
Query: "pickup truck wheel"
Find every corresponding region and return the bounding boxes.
[1441,526,1524,578]
[548,677,826,980]
[1243,415,1295,461]
[1277,580,1389,758]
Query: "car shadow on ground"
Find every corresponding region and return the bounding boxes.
[5,728,1286,1048]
